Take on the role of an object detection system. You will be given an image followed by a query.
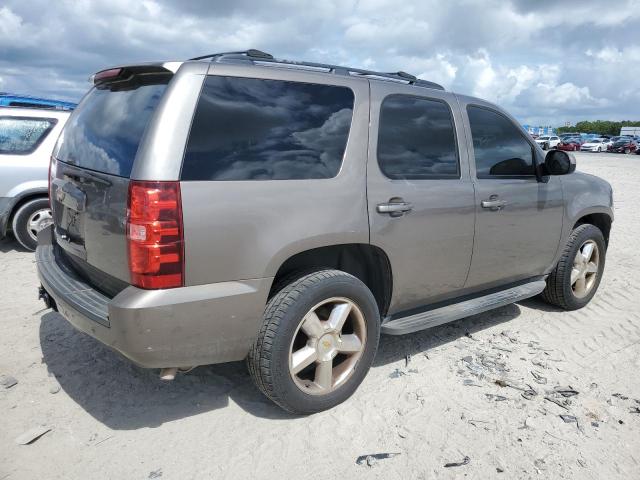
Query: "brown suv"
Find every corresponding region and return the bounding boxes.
[37,50,613,413]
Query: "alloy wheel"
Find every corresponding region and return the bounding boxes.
[289,297,367,395]
[571,240,600,299]
[27,208,53,242]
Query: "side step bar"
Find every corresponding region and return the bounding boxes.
[381,280,546,335]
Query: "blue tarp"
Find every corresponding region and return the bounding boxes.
[0,93,76,110]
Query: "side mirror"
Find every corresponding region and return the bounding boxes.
[544,150,576,175]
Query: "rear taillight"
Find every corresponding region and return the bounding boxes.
[126,181,184,289]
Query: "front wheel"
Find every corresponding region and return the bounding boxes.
[11,198,52,251]
[542,224,606,310]
[247,270,381,414]
[624,148,631,154]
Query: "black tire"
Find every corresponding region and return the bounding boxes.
[247,269,381,414]
[542,224,606,310]
[11,198,51,251]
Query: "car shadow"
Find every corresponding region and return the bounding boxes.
[40,302,525,430]
[518,296,565,313]
[39,311,296,429]
[0,236,28,253]
[374,302,522,366]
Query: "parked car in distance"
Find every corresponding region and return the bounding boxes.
[535,135,561,150]
[580,138,609,152]
[609,137,638,154]
[557,137,583,151]
[600,138,614,150]
[36,50,613,414]
[1,102,74,250]
[607,136,626,149]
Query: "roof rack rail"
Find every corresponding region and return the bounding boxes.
[188,50,445,91]
[189,49,274,61]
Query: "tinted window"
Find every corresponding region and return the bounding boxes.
[0,117,56,154]
[56,78,169,177]
[468,106,535,177]
[377,95,458,179]
[182,76,354,181]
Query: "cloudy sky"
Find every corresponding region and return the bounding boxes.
[1,0,638,126]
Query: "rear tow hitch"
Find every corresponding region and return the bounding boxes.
[159,367,195,381]
[38,286,57,311]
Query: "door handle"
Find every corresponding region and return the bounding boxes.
[481,197,507,210]
[377,200,413,216]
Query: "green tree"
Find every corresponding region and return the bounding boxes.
[557,120,640,136]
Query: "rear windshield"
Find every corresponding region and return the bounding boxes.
[56,77,169,177]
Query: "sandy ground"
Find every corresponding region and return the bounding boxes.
[1,152,639,480]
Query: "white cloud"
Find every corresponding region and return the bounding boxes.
[1,0,638,124]
[0,7,26,42]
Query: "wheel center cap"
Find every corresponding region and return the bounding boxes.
[317,333,338,361]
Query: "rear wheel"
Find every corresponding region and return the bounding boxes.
[11,198,52,251]
[542,224,606,310]
[624,147,631,154]
[247,270,380,414]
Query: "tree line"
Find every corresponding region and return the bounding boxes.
[557,120,640,136]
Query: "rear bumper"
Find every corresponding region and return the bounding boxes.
[36,226,271,368]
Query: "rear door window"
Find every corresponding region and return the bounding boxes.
[377,95,459,179]
[467,106,535,178]
[181,76,354,181]
[0,117,56,154]
[56,78,169,177]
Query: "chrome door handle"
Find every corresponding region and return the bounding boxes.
[481,199,507,210]
[377,201,413,216]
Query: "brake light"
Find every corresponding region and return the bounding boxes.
[93,68,123,85]
[126,181,184,289]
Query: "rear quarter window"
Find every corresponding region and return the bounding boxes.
[0,116,56,154]
[56,78,169,177]
[181,76,355,181]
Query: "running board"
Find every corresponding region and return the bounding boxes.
[381,280,546,335]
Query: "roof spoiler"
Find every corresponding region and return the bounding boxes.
[90,63,181,86]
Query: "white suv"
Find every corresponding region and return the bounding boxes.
[0,106,71,250]
[535,135,560,150]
